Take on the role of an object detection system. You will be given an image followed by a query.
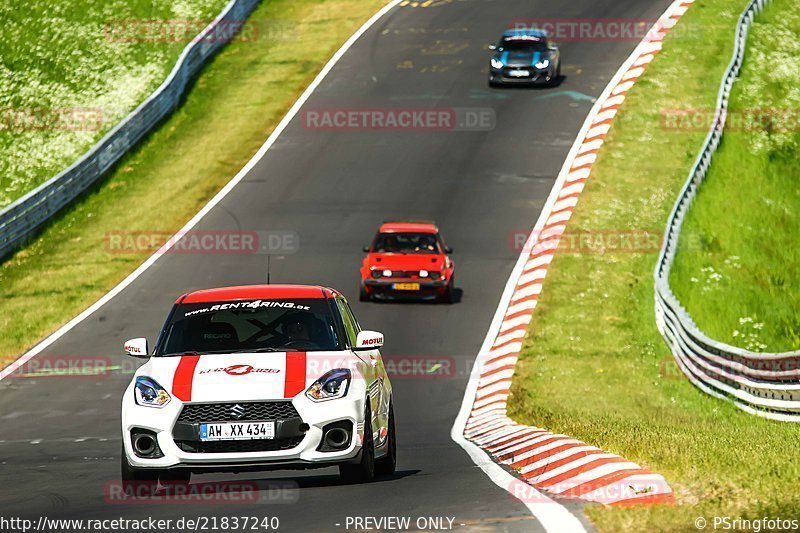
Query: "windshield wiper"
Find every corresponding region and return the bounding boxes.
[160,349,245,357]
[161,350,201,357]
[232,347,282,353]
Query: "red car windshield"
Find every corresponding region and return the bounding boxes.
[372,232,441,254]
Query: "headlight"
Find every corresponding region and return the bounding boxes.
[134,376,171,408]
[419,269,429,278]
[490,58,503,69]
[371,269,382,278]
[382,269,392,277]
[430,271,442,280]
[535,59,550,69]
[306,369,351,402]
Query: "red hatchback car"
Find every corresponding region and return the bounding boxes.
[359,221,455,302]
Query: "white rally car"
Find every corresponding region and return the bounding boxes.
[121,285,395,488]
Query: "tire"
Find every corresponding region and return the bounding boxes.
[550,62,561,86]
[441,276,455,303]
[375,401,396,477]
[159,469,191,490]
[339,403,375,483]
[359,282,371,302]
[120,447,161,495]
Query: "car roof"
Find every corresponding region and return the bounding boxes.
[379,220,438,234]
[179,284,341,303]
[502,28,548,40]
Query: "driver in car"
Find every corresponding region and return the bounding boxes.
[284,313,313,343]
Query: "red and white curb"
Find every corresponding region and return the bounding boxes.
[452,0,694,520]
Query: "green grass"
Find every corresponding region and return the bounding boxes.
[0,0,387,364]
[669,3,800,352]
[506,0,800,530]
[0,0,229,209]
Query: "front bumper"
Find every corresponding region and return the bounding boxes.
[489,67,554,85]
[364,278,448,300]
[122,391,366,471]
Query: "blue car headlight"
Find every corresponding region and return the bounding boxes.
[134,376,171,408]
[490,58,504,69]
[306,369,351,402]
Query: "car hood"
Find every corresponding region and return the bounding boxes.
[366,252,446,272]
[495,49,552,68]
[139,351,358,402]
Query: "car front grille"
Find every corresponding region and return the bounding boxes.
[383,270,440,279]
[503,68,535,79]
[386,270,416,278]
[177,401,300,423]
[175,436,305,454]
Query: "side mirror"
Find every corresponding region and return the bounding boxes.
[362,245,370,253]
[445,246,453,254]
[124,338,149,358]
[488,44,497,51]
[355,330,384,350]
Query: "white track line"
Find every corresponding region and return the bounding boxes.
[0,0,402,382]
[451,0,694,527]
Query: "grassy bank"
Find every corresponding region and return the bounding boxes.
[507,0,800,530]
[0,0,228,208]
[669,2,800,352]
[0,0,386,364]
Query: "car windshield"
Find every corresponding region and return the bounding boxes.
[372,232,441,254]
[501,39,548,52]
[157,299,342,355]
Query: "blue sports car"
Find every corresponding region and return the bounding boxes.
[488,29,561,87]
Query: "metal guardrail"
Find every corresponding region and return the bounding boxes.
[0,0,260,259]
[654,0,800,422]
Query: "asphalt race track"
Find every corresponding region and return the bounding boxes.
[1,0,672,530]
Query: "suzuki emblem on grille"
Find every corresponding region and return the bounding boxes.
[230,404,246,420]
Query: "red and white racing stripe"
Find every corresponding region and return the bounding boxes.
[168,352,309,402]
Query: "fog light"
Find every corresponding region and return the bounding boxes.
[324,428,350,449]
[317,420,353,452]
[130,428,164,459]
